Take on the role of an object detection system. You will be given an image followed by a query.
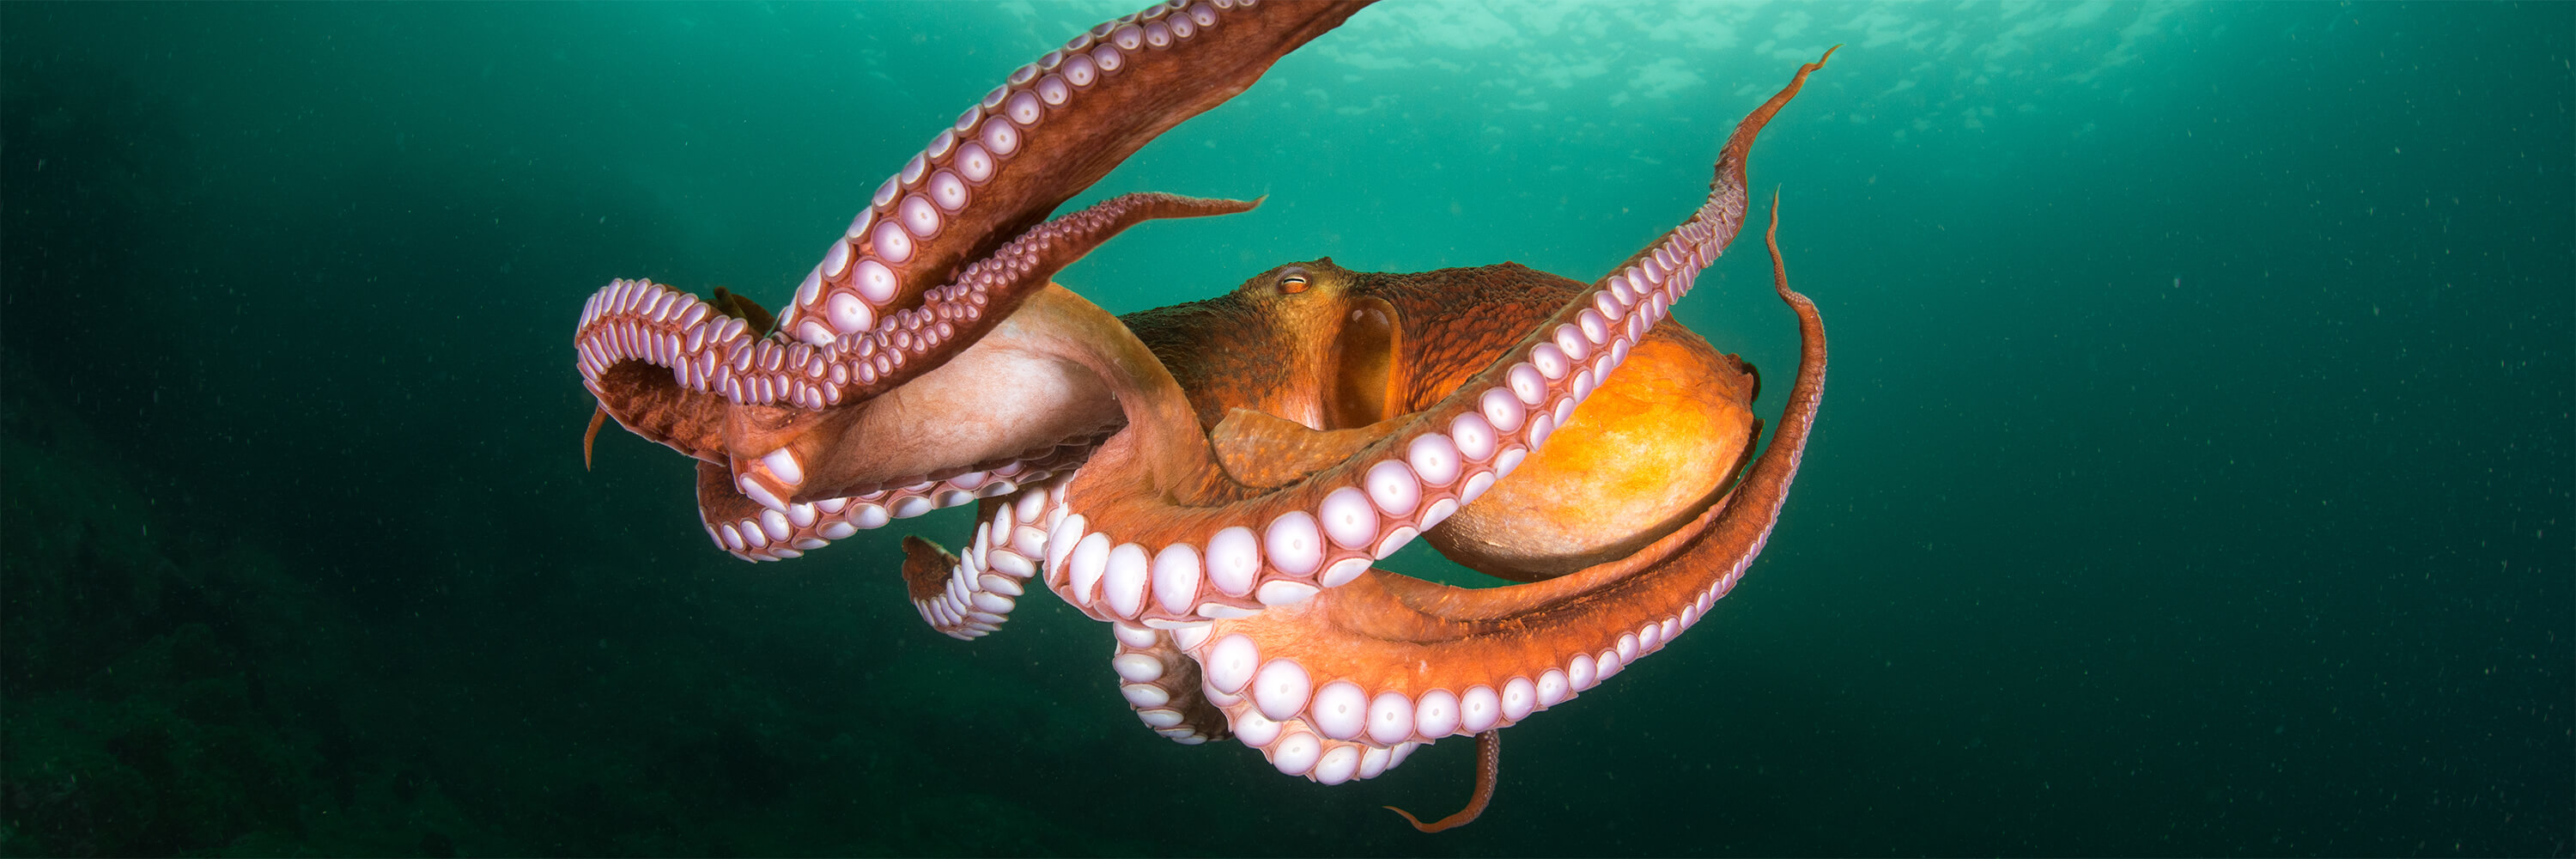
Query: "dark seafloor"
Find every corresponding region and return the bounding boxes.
[2,3,2567,856]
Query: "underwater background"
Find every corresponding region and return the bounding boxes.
[3,2,2567,856]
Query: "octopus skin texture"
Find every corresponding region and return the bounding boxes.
[571,0,1832,831]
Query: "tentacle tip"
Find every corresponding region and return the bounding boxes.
[1213,195,1265,216]
[899,535,961,599]
[1383,806,1436,832]
[582,405,608,472]
[1820,44,1841,64]
[899,534,953,561]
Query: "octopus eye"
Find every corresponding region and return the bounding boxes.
[1277,269,1311,295]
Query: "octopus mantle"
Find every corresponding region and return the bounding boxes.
[571,0,1831,831]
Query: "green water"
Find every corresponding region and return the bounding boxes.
[3,3,2567,856]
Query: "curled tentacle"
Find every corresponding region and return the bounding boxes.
[574,193,1250,491]
[578,3,1372,566]
[1182,166,1827,805]
[583,1,1376,429]
[574,286,757,464]
[1024,47,1837,628]
[579,0,1376,480]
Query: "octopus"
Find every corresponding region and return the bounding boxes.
[572,0,1830,832]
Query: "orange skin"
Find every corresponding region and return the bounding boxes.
[568,0,1836,830]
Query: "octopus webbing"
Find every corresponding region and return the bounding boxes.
[572,0,1830,831]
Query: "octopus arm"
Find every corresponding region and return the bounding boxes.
[762,1,1370,368]
[1181,185,1828,789]
[576,0,1376,522]
[1024,48,1837,628]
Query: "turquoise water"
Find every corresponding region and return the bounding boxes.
[3,2,2567,855]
